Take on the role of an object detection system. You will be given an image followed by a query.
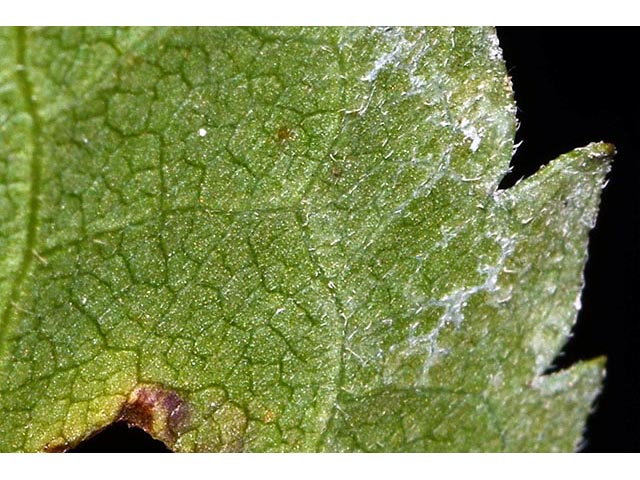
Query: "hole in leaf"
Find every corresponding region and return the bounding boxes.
[69,422,172,453]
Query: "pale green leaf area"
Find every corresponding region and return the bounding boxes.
[0,27,613,452]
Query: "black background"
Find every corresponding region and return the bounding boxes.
[497,27,639,452]
[71,27,640,453]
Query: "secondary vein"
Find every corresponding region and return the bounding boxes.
[0,27,44,357]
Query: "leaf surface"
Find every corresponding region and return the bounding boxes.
[0,27,612,452]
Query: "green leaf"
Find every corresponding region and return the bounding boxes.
[0,27,612,452]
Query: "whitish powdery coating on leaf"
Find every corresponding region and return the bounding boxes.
[0,27,611,452]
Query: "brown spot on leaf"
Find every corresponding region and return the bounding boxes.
[118,384,189,447]
[165,391,189,433]
[331,165,342,179]
[43,440,69,453]
[276,126,293,143]
[262,409,277,424]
